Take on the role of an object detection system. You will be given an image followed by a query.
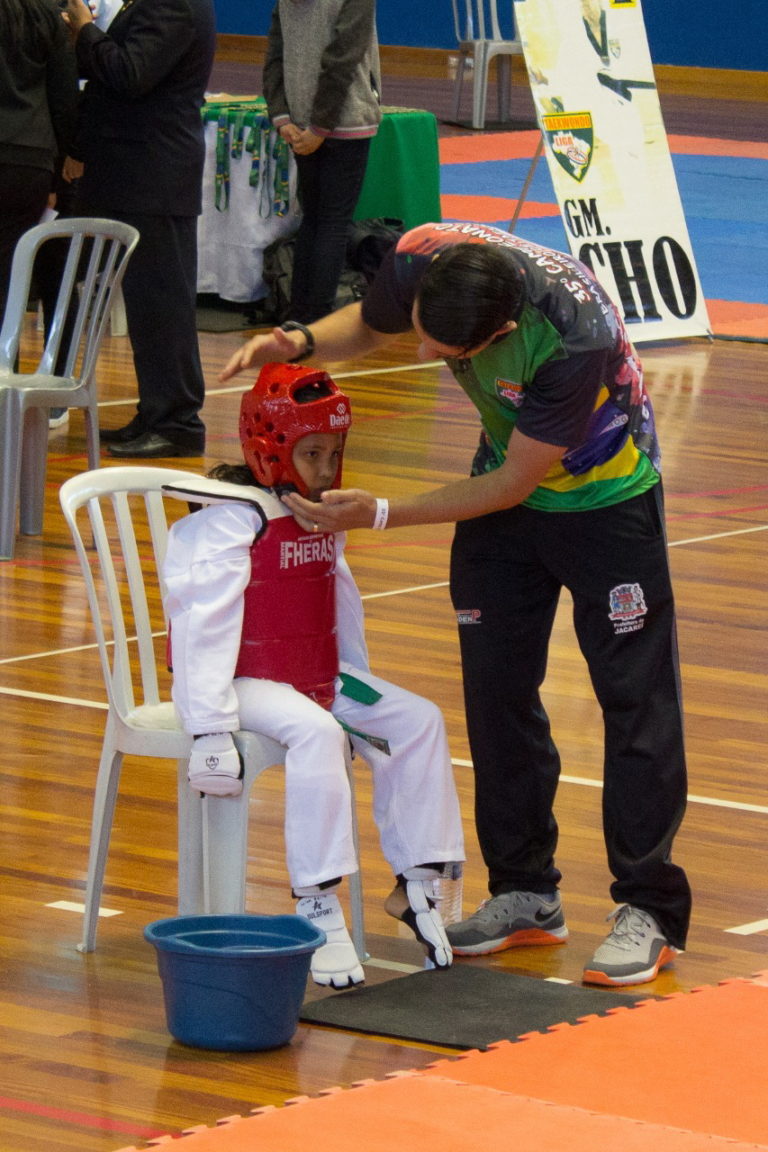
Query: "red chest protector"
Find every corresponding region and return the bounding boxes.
[236,512,338,710]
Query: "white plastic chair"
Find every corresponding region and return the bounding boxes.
[59,466,366,957]
[451,0,523,129]
[0,217,139,559]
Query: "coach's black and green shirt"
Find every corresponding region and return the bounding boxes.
[361,222,660,512]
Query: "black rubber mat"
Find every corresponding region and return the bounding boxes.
[300,963,650,1050]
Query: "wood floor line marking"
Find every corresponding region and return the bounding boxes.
[3,511,766,668]
[4,507,765,668]
[451,759,768,815]
[0,629,167,666]
[725,918,768,935]
[0,688,762,816]
[94,360,442,410]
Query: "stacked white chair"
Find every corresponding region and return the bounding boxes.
[0,218,138,558]
[450,0,524,130]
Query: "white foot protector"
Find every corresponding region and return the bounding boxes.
[384,877,453,969]
[188,733,243,797]
[404,879,453,969]
[296,893,365,988]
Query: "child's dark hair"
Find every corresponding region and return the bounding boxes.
[207,462,254,486]
[207,381,333,487]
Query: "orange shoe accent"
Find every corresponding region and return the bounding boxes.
[453,927,568,956]
[582,944,677,987]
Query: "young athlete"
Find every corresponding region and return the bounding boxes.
[161,362,464,988]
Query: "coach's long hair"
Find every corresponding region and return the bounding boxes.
[415,243,526,353]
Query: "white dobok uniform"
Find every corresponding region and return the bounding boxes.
[161,483,464,890]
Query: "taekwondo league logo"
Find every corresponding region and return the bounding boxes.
[542,109,594,183]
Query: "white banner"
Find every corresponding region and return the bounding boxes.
[513,0,711,342]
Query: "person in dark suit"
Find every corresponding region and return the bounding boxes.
[63,0,216,457]
[0,0,78,323]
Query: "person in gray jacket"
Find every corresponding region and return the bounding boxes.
[263,0,381,326]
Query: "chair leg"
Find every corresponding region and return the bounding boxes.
[472,47,490,130]
[344,746,367,962]
[497,56,512,122]
[347,869,367,963]
[451,50,467,122]
[78,737,124,953]
[0,392,23,559]
[19,406,49,537]
[201,791,250,914]
[178,766,250,916]
[110,285,128,337]
[177,760,206,915]
[83,402,101,472]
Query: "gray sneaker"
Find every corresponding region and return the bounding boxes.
[446,891,568,956]
[582,904,680,987]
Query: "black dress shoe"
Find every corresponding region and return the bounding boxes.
[99,418,144,444]
[107,432,204,459]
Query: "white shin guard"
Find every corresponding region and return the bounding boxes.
[295,893,364,988]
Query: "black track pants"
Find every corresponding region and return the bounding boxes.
[450,484,691,949]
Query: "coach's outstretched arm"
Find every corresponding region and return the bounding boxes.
[219,301,395,381]
[283,430,567,533]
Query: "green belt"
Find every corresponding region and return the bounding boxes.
[337,672,390,755]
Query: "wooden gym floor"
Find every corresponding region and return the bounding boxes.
[0,60,766,1152]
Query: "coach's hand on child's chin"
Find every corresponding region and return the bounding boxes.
[283,489,378,532]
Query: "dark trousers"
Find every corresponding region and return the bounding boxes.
[79,205,205,448]
[450,484,692,949]
[0,164,51,323]
[290,138,370,324]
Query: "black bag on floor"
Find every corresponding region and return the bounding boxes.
[259,218,404,324]
[345,217,404,283]
[260,236,296,325]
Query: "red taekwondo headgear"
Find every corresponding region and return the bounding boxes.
[239,362,352,497]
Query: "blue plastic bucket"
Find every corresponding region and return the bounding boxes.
[144,913,326,1051]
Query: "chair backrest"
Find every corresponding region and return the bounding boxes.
[0,217,138,382]
[452,0,516,44]
[59,466,204,722]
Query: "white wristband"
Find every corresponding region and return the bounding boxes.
[372,497,389,530]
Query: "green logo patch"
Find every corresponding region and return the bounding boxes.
[543,111,594,183]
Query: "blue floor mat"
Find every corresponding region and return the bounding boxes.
[440,148,768,307]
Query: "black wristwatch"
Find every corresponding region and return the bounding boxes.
[280,320,315,362]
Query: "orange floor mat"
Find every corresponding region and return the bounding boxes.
[114,1072,768,1152]
[704,299,768,341]
[115,974,768,1152]
[424,975,768,1145]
